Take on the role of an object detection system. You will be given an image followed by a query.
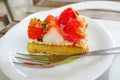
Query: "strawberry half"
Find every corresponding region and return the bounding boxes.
[63,19,84,43]
[43,25,64,44]
[44,15,60,26]
[28,18,43,39]
[58,7,79,25]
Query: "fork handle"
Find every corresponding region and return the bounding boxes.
[88,47,120,56]
[70,47,120,57]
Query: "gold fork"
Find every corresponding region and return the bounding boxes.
[13,47,120,68]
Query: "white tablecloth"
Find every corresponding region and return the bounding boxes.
[0,19,120,80]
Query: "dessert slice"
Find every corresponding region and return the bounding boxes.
[28,7,89,55]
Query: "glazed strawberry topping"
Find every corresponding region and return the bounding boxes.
[43,15,64,44]
[43,25,64,44]
[43,24,62,36]
[28,7,86,45]
[44,15,60,26]
[58,7,79,25]
[28,18,43,39]
[63,19,84,43]
[63,19,83,34]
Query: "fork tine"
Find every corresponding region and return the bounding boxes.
[15,56,50,64]
[13,61,56,68]
[16,52,53,60]
[17,52,52,56]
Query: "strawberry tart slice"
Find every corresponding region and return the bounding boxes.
[28,7,89,55]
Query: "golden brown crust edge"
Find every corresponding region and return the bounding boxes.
[28,42,89,55]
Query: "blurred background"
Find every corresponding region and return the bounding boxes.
[0,0,120,31]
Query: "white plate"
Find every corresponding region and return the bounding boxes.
[0,2,115,80]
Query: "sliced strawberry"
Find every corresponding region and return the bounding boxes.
[64,19,83,34]
[43,25,64,44]
[44,15,60,26]
[64,33,84,44]
[58,7,79,25]
[63,19,84,43]
[28,18,43,39]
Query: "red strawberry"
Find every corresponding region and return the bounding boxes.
[43,25,64,44]
[58,7,79,25]
[64,33,84,43]
[63,19,84,43]
[44,15,60,26]
[28,18,43,39]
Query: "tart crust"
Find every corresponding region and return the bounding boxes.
[28,41,89,55]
